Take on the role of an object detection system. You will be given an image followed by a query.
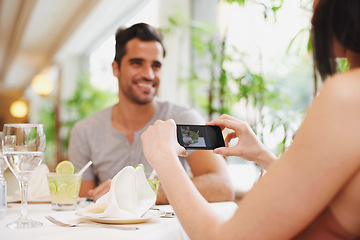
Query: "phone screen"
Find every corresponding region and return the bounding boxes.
[176,125,225,150]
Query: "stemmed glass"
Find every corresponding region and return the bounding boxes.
[2,124,46,229]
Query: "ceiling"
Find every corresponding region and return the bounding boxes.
[0,0,148,95]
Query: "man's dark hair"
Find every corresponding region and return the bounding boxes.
[114,22,166,66]
[312,0,360,80]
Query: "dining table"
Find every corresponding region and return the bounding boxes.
[0,199,238,240]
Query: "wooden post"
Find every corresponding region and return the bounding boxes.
[55,64,64,164]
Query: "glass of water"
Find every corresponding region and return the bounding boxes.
[2,124,46,229]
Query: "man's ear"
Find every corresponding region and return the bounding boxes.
[112,60,120,77]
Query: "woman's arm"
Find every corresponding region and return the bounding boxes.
[141,74,360,240]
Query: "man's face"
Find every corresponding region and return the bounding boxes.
[113,38,164,105]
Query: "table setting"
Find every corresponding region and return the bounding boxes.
[77,165,164,223]
[0,123,238,240]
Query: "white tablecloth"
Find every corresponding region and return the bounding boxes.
[0,201,238,240]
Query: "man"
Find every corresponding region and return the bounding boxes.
[69,23,234,204]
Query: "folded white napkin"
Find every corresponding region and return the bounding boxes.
[84,166,156,219]
[28,164,50,200]
[6,163,50,201]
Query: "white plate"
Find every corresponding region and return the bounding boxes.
[76,209,165,224]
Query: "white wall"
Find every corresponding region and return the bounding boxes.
[158,0,192,107]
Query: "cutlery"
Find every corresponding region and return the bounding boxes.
[45,216,139,230]
[162,212,176,218]
[150,207,176,218]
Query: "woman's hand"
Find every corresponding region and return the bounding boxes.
[207,114,277,169]
[141,119,187,168]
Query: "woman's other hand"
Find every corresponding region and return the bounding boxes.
[141,119,187,168]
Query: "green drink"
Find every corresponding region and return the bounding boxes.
[47,173,81,211]
[147,178,160,195]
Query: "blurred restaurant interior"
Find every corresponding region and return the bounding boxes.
[0,0,213,164]
[0,0,313,196]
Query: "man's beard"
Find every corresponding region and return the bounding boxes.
[119,79,157,105]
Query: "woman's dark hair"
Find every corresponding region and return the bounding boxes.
[312,0,360,80]
[114,23,166,66]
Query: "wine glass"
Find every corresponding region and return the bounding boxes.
[2,124,46,229]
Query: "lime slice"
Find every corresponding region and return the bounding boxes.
[57,183,69,194]
[56,161,75,174]
[134,164,145,172]
[48,181,57,195]
[67,182,81,199]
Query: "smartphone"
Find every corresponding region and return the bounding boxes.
[176,125,225,150]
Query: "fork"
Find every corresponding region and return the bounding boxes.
[150,207,176,218]
[45,216,139,230]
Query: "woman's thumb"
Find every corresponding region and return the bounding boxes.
[177,145,187,157]
[213,147,230,156]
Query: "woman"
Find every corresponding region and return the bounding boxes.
[141,0,360,239]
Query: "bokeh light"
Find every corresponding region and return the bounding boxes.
[31,73,54,96]
[10,100,28,118]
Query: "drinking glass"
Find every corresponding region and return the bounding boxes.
[0,131,8,219]
[2,124,46,229]
[46,173,82,211]
[146,173,160,196]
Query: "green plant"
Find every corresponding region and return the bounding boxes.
[286,0,349,95]
[223,0,284,20]
[164,2,312,156]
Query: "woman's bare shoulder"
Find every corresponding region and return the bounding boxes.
[320,69,360,104]
[309,69,360,162]
[325,69,360,89]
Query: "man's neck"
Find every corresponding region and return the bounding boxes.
[112,98,156,144]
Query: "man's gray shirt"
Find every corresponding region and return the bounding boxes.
[69,98,205,184]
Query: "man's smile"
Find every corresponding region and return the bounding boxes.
[138,82,155,88]
[133,79,157,93]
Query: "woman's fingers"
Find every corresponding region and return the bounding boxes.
[224,132,237,148]
[209,118,244,133]
[217,114,244,124]
[213,147,234,156]
[177,145,188,157]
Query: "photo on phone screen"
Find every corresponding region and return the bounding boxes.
[176,125,225,150]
